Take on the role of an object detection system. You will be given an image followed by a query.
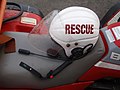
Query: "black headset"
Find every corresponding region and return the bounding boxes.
[18,44,93,79]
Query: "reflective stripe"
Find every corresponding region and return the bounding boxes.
[95,61,120,70]
[112,26,120,40]
[105,30,115,43]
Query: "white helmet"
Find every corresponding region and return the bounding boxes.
[28,6,100,59]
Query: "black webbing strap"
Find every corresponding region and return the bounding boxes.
[100,2,120,28]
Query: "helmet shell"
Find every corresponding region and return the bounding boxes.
[49,6,100,56]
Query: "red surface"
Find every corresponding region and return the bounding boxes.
[45,81,94,90]
[79,66,120,81]
[1,10,42,33]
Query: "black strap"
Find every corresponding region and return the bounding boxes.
[20,62,44,79]
[100,2,120,28]
[19,61,73,79]
[3,2,24,24]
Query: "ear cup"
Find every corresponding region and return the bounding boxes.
[71,47,83,59]
[70,44,93,60]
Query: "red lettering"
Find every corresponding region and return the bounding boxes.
[90,24,94,34]
[65,24,94,34]
[71,24,75,34]
[65,24,70,34]
[81,25,85,34]
[86,24,90,34]
[76,24,80,34]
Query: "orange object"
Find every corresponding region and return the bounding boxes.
[0,0,16,53]
[0,0,6,31]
